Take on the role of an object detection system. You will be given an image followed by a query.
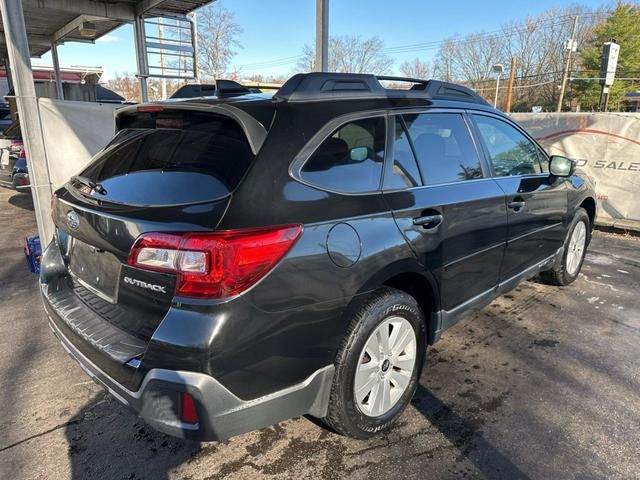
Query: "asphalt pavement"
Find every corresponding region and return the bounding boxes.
[0,187,638,480]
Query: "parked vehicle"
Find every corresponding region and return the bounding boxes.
[41,73,596,441]
[0,104,13,131]
[0,121,28,191]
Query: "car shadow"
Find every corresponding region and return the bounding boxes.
[7,191,34,211]
[412,384,531,480]
[64,392,201,480]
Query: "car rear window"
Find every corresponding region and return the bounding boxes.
[77,111,254,206]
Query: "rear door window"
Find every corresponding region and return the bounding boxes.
[300,117,386,193]
[403,113,483,185]
[78,112,254,206]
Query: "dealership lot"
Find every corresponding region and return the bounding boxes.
[0,187,638,480]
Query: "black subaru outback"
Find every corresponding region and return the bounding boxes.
[41,73,596,441]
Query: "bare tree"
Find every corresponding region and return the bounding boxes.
[399,58,430,79]
[298,36,393,74]
[106,73,141,102]
[431,6,600,109]
[197,4,242,79]
[500,6,598,109]
[440,32,505,88]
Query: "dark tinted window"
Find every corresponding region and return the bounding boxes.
[301,117,385,193]
[78,113,253,206]
[473,115,542,176]
[403,113,483,185]
[384,117,422,189]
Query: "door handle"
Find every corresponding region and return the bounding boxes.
[413,214,444,229]
[508,200,526,211]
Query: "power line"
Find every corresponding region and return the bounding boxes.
[382,10,610,55]
[238,9,613,73]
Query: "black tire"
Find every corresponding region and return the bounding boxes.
[540,207,590,286]
[322,287,427,439]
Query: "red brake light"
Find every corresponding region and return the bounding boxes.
[128,225,302,299]
[137,105,164,112]
[180,392,198,425]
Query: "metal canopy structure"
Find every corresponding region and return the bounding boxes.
[0,0,209,61]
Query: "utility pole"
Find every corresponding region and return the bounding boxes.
[505,57,517,113]
[556,15,579,112]
[315,0,329,71]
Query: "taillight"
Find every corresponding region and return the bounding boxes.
[180,392,198,425]
[137,105,164,112]
[128,225,302,299]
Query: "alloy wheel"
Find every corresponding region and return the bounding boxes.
[566,220,587,276]
[354,316,417,417]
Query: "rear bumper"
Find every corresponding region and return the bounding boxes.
[0,171,28,190]
[43,290,334,442]
[12,172,30,190]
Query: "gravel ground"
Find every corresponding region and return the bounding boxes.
[0,187,639,480]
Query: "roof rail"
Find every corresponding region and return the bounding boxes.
[273,72,488,105]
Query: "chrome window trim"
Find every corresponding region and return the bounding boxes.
[381,176,500,194]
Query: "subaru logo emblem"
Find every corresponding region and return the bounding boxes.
[66,211,80,230]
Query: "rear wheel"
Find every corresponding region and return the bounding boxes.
[540,208,590,286]
[323,288,426,439]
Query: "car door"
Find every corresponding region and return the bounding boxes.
[469,113,568,284]
[383,110,508,329]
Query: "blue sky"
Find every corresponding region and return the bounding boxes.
[33,0,607,80]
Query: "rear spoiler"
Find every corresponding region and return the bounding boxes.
[114,103,268,155]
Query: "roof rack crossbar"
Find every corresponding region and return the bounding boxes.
[273,72,488,105]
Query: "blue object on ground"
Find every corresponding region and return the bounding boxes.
[24,234,41,273]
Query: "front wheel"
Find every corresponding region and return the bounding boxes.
[322,287,426,439]
[540,207,590,286]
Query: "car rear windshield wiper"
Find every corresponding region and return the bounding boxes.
[71,175,107,195]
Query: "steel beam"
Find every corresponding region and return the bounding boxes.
[0,34,52,47]
[133,15,149,102]
[0,0,54,241]
[136,0,165,16]
[315,0,329,71]
[22,0,135,21]
[50,41,64,100]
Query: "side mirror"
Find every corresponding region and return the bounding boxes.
[549,155,575,177]
[350,146,368,162]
